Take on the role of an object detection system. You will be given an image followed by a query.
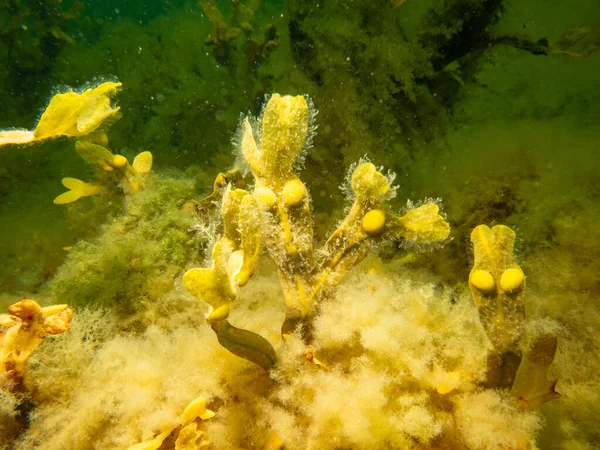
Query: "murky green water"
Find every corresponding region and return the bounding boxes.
[1,1,598,449]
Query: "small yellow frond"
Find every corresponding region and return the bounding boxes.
[61,177,86,190]
[54,178,102,204]
[351,163,389,198]
[0,81,121,147]
[33,81,122,141]
[54,190,83,205]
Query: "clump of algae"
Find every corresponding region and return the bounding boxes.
[9,263,546,450]
[47,171,206,316]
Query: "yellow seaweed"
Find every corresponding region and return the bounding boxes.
[126,396,215,450]
[53,177,104,204]
[184,94,451,369]
[0,81,121,146]
[0,299,72,385]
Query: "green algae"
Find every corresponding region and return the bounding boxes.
[48,172,206,314]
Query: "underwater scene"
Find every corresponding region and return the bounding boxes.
[0,0,599,448]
